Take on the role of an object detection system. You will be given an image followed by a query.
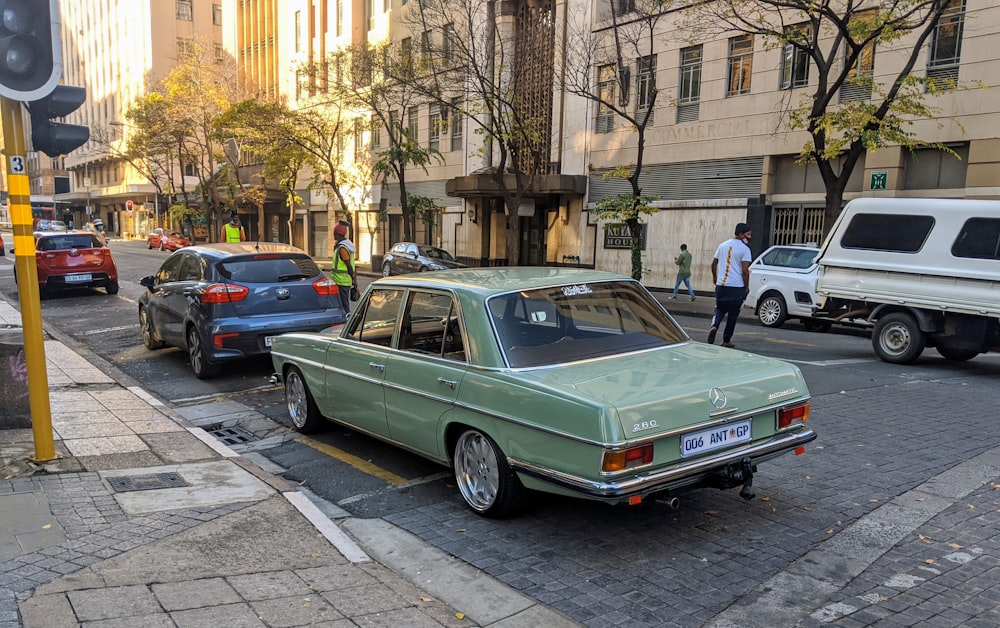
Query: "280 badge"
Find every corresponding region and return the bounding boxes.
[632,420,658,433]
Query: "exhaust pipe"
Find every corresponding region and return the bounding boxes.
[655,495,680,510]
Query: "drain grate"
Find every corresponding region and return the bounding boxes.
[207,425,255,445]
[107,472,189,493]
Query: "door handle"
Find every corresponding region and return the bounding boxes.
[437,377,457,389]
[369,362,385,372]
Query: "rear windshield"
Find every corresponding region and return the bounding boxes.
[419,246,456,261]
[37,235,102,250]
[760,247,818,269]
[217,255,321,283]
[487,280,687,368]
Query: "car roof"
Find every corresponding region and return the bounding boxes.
[371,267,630,297]
[180,242,308,259]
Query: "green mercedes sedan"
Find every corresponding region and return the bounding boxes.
[270,268,815,518]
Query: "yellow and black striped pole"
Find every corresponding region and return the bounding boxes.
[1,96,57,462]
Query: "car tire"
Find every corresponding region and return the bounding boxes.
[453,429,525,518]
[139,307,165,350]
[935,342,979,362]
[802,318,833,333]
[872,313,925,364]
[187,326,219,379]
[147,241,153,249]
[756,293,787,328]
[382,262,392,277]
[158,241,164,251]
[284,367,324,433]
[105,280,119,295]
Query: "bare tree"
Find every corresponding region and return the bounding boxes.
[388,0,558,265]
[564,0,671,280]
[684,0,967,233]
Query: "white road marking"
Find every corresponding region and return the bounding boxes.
[783,357,876,366]
[337,472,451,505]
[81,324,138,335]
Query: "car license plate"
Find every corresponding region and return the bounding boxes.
[65,274,92,283]
[264,336,275,347]
[681,419,752,458]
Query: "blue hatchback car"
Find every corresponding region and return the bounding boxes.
[138,242,346,378]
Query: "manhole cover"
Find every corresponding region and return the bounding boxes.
[107,472,189,493]
[207,425,255,445]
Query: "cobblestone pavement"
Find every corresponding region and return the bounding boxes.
[370,369,1000,626]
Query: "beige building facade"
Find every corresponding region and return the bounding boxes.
[54,0,224,238]
[222,1,999,291]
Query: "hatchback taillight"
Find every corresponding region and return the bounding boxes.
[313,278,339,296]
[777,401,810,429]
[201,283,249,304]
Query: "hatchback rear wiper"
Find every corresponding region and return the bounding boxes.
[277,273,310,281]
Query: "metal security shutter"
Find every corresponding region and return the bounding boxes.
[589,156,763,204]
[384,181,453,206]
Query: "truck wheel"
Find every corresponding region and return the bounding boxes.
[756,294,787,328]
[935,343,979,362]
[872,313,925,364]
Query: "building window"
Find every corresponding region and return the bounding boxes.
[596,64,615,133]
[450,98,463,152]
[612,0,635,17]
[841,10,876,102]
[421,31,431,64]
[400,37,412,67]
[176,0,192,21]
[429,104,441,151]
[212,3,222,26]
[927,0,965,86]
[372,116,381,148]
[780,24,811,89]
[354,118,364,156]
[336,0,343,37]
[177,38,195,57]
[443,23,456,63]
[294,11,301,53]
[727,35,753,96]
[677,45,702,123]
[214,44,224,62]
[635,55,656,125]
[407,106,419,142]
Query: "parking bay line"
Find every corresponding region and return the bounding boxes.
[337,472,452,506]
[296,435,409,486]
[783,357,876,366]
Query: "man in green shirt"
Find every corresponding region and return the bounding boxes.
[671,243,696,301]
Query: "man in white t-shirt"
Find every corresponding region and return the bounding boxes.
[708,222,753,347]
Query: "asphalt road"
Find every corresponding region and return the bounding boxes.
[3,237,1000,626]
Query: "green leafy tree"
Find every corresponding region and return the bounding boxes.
[685,0,969,233]
[407,194,443,245]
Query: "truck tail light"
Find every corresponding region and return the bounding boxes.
[201,283,249,304]
[313,278,339,296]
[602,444,653,472]
[778,401,810,429]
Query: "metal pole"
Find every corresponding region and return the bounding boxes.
[1,97,57,461]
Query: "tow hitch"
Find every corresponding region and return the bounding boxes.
[714,456,756,500]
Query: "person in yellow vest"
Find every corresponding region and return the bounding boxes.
[222,212,246,242]
[331,221,357,314]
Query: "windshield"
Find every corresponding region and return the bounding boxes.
[418,246,456,261]
[487,280,688,367]
[217,255,321,283]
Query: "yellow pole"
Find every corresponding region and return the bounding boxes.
[1,96,58,462]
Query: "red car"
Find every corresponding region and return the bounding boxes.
[15,231,118,297]
[0,231,5,256]
[147,228,190,251]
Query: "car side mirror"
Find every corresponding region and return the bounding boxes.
[139,275,155,290]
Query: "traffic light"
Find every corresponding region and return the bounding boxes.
[29,85,89,156]
[0,0,61,101]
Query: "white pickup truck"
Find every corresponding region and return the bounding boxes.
[813,197,1000,364]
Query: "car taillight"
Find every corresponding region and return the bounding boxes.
[777,401,810,429]
[201,283,249,304]
[602,444,654,472]
[213,332,239,348]
[313,278,339,296]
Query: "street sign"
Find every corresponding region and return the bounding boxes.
[870,171,888,190]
